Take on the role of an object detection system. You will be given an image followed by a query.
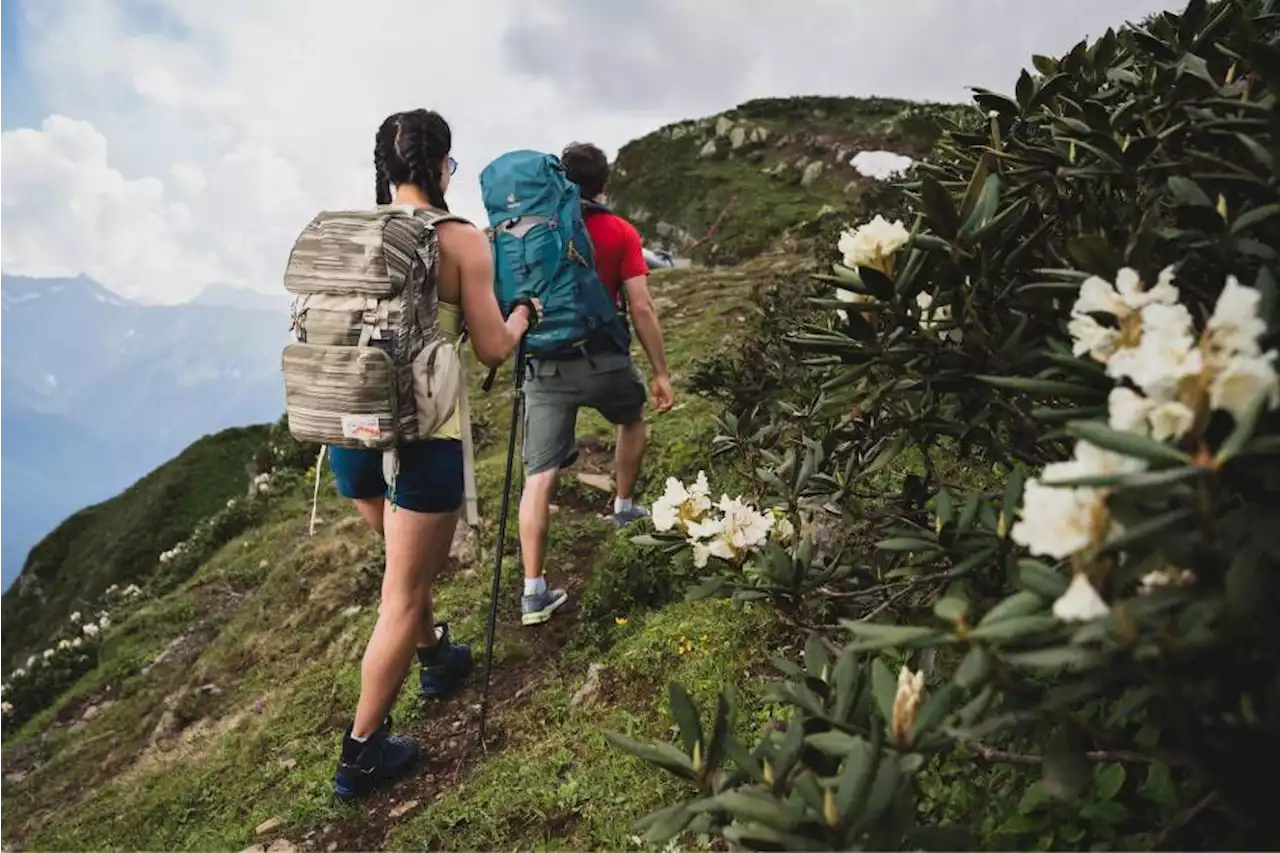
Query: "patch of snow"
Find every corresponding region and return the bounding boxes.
[4,292,41,305]
[850,151,915,180]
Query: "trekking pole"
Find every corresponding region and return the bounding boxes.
[477,338,528,746]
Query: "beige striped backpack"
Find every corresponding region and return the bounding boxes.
[281,205,478,527]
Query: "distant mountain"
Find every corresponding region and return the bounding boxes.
[191,282,292,313]
[0,274,291,589]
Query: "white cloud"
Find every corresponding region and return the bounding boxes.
[1,0,1182,305]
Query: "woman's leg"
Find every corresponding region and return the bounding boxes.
[351,497,386,537]
[351,503,456,738]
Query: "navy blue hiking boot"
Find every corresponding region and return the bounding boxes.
[333,715,419,801]
[418,622,473,700]
[612,503,651,529]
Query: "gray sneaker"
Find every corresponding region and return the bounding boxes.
[521,587,568,626]
[612,503,650,529]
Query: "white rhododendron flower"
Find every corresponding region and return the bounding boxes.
[1108,387,1154,435]
[652,472,712,534]
[70,611,81,624]
[13,669,26,679]
[1205,275,1267,359]
[1012,442,1144,559]
[99,614,111,630]
[1147,400,1196,441]
[1072,266,1179,320]
[838,215,910,274]
[1105,303,1200,399]
[834,286,874,323]
[58,640,72,651]
[83,623,100,638]
[1139,568,1196,594]
[1069,314,1122,362]
[72,637,83,649]
[26,655,37,668]
[916,292,963,343]
[124,584,142,598]
[1209,351,1280,421]
[1052,573,1111,622]
[1,701,13,716]
[1108,387,1194,440]
[42,649,55,661]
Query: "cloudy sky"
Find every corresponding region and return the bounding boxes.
[1,0,1181,304]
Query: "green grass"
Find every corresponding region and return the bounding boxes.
[391,598,781,851]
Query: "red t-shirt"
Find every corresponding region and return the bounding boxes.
[584,210,648,305]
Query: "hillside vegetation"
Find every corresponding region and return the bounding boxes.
[5,2,1278,848]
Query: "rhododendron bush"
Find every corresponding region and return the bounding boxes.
[614,2,1280,849]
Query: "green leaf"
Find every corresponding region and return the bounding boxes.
[959,173,1001,242]
[1016,560,1070,598]
[604,731,697,781]
[1044,729,1091,800]
[871,658,897,725]
[1141,762,1178,810]
[858,265,895,301]
[806,729,862,756]
[1215,390,1270,465]
[836,734,879,816]
[1032,54,1059,75]
[685,576,728,602]
[921,176,960,239]
[956,493,981,534]
[1235,132,1273,171]
[1174,52,1217,87]
[1002,466,1028,536]
[1066,235,1122,277]
[1167,175,1213,207]
[954,646,992,690]
[1095,763,1126,801]
[933,595,968,624]
[631,534,677,548]
[912,683,960,742]
[967,615,1060,642]
[691,789,802,831]
[1064,421,1191,465]
[1100,508,1194,553]
[1043,466,1205,491]
[843,622,944,652]
[875,537,939,552]
[1015,69,1035,109]
[1004,646,1103,671]
[1231,203,1280,235]
[976,375,1103,399]
[979,591,1047,626]
[632,802,695,844]
[934,488,955,530]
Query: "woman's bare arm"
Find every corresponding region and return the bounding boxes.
[445,224,532,368]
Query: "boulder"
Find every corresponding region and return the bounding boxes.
[698,139,718,159]
[729,125,747,150]
[715,116,734,138]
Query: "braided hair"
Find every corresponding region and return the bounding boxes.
[374,109,452,210]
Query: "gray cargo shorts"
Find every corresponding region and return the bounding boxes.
[521,352,647,476]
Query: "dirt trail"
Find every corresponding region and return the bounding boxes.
[272,447,617,853]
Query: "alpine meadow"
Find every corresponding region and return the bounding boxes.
[3,1,1279,850]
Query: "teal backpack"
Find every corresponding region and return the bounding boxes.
[479,150,627,358]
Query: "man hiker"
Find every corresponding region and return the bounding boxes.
[515,141,675,627]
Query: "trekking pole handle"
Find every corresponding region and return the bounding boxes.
[509,294,541,332]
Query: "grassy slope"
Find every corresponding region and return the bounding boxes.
[0,255,798,852]
[610,95,960,265]
[1,425,269,664]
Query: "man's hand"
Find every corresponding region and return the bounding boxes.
[650,374,675,413]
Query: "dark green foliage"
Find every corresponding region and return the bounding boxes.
[2,425,270,664]
[614,3,1280,849]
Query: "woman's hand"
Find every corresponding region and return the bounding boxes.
[509,296,543,338]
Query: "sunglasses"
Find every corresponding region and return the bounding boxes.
[448,156,458,176]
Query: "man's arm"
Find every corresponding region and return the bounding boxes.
[618,224,674,411]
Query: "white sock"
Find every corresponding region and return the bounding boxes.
[524,575,547,597]
[351,732,368,743]
[615,497,634,514]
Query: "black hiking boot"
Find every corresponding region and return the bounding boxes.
[418,621,474,700]
[332,714,419,801]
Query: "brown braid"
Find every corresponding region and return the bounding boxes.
[373,109,451,210]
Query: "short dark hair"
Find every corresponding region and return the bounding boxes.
[561,142,609,200]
